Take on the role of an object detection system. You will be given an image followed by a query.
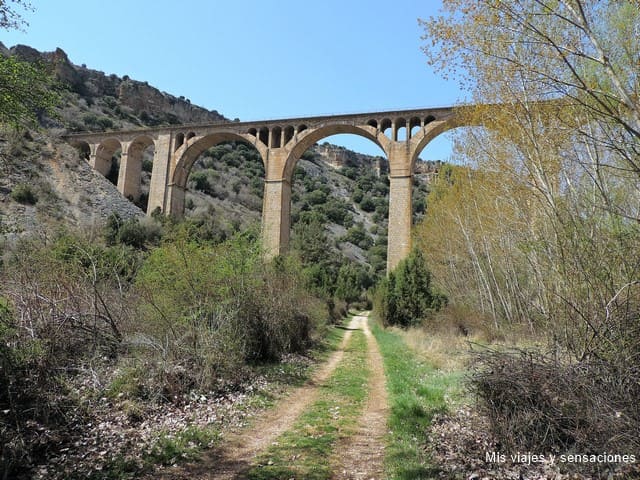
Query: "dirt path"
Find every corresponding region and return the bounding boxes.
[154,315,361,480]
[333,313,389,480]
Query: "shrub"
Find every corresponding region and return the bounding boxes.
[10,183,37,204]
[359,195,375,212]
[471,348,640,459]
[133,235,327,395]
[305,189,328,206]
[321,198,353,226]
[0,229,141,477]
[342,224,373,249]
[374,248,446,327]
[189,171,211,194]
[0,301,82,478]
[104,213,162,249]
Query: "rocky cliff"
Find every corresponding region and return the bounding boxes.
[1,43,226,131]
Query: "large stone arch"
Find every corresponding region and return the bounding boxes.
[408,115,471,170]
[167,131,267,216]
[280,123,389,181]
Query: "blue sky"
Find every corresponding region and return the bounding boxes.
[3,0,464,159]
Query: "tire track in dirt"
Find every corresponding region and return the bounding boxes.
[333,313,389,480]
[153,315,361,480]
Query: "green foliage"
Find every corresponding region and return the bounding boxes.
[351,187,364,203]
[134,233,327,394]
[104,212,162,250]
[189,171,212,193]
[0,54,60,129]
[340,166,357,180]
[9,182,37,204]
[341,223,373,250]
[334,263,365,306]
[304,188,328,206]
[319,197,353,227]
[291,217,340,296]
[148,426,219,466]
[374,249,446,327]
[372,321,462,479]
[358,195,376,212]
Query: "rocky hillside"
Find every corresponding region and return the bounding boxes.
[0,43,226,131]
[0,44,441,275]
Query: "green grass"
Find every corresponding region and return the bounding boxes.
[76,425,221,480]
[371,320,465,479]
[147,425,221,465]
[247,328,370,480]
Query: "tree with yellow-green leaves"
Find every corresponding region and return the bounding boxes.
[417,1,640,460]
[0,0,59,129]
[419,0,640,358]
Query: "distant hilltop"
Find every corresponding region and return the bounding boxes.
[0,43,226,129]
[314,142,443,181]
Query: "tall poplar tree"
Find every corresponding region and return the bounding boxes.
[418,1,640,359]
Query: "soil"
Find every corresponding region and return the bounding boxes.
[332,313,389,480]
[150,314,380,480]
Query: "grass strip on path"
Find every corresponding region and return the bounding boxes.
[371,320,465,480]
[246,324,370,480]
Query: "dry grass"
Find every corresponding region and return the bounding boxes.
[395,304,550,374]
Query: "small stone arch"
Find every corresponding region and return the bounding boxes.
[380,118,392,138]
[395,117,408,141]
[258,127,269,146]
[95,137,122,177]
[71,140,91,161]
[284,125,295,145]
[174,132,185,151]
[271,126,282,148]
[409,117,422,138]
[121,135,155,203]
[129,134,155,154]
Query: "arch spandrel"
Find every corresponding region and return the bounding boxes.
[129,134,155,155]
[97,137,122,154]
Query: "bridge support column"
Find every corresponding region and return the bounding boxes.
[148,134,172,215]
[387,174,413,272]
[262,178,292,258]
[387,144,414,272]
[116,142,142,202]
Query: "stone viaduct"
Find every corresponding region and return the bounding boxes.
[66,106,467,272]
